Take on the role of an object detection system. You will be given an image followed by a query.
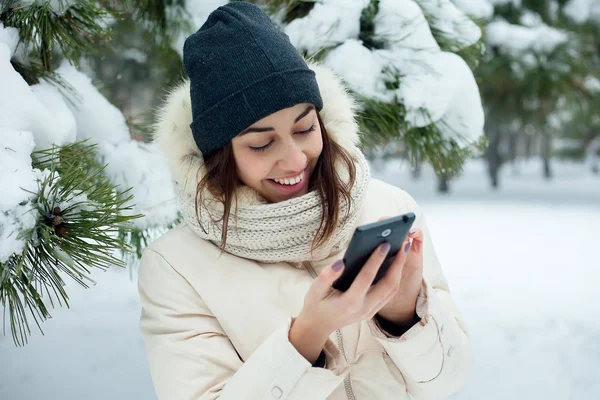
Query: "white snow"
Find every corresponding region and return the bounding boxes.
[285,0,369,54]
[383,50,474,130]
[0,22,19,55]
[415,0,483,49]
[451,0,494,19]
[57,63,178,229]
[0,130,45,263]
[323,39,393,102]
[57,63,130,146]
[20,0,79,14]
[1,160,598,399]
[318,0,484,144]
[0,44,72,150]
[103,141,178,229]
[584,75,600,93]
[519,9,543,27]
[563,0,600,24]
[434,59,484,143]
[30,81,78,149]
[486,19,569,55]
[375,0,440,51]
[122,48,148,64]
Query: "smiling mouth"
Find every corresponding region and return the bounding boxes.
[271,170,304,186]
[267,168,309,194]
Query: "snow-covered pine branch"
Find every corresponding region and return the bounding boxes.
[0,2,178,346]
[273,0,486,176]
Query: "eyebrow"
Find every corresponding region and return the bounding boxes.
[240,105,315,135]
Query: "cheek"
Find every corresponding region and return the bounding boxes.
[234,152,271,186]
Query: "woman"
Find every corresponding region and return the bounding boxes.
[138,2,471,399]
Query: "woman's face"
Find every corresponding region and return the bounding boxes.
[231,103,323,203]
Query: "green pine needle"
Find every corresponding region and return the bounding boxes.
[356,95,485,178]
[359,0,387,50]
[0,142,142,346]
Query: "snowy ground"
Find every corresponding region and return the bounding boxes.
[1,158,598,400]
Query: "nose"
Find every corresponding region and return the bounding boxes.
[278,139,307,172]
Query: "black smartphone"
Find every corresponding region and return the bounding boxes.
[332,213,416,292]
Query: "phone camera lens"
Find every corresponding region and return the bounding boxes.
[381,228,392,237]
[402,215,408,223]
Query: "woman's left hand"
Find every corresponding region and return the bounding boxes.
[375,217,424,328]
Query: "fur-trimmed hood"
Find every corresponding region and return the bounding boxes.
[153,64,362,201]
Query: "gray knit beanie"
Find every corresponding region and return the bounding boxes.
[182,1,323,157]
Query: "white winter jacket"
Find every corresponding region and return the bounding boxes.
[138,65,471,400]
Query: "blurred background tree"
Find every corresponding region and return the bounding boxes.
[86,0,190,140]
[468,0,600,187]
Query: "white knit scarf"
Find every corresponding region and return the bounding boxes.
[178,151,370,263]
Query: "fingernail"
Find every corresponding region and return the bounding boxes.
[332,260,344,271]
[405,241,411,253]
[380,242,391,254]
[409,230,416,236]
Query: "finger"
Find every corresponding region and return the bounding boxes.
[407,228,424,253]
[346,243,390,298]
[408,228,423,240]
[365,241,410,305]
[312,259,345,297]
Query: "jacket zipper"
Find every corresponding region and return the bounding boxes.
[302,261,357,400]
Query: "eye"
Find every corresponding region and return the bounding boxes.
[249,141,273,152]
[297,124,316,135]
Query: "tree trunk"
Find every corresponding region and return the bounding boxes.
[509,133,517,163]
[411,154,422,180]
[486,126,502,189]
[524,132,533,160]
[541,132,553,180]
[509,133,519,175]
[586,137,600,175]
[437,174,450,194]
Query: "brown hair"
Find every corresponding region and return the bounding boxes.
[195,112,357,251]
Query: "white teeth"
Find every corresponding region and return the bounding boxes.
[274,171,304,185]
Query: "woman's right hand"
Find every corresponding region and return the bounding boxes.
[289,243,407,364]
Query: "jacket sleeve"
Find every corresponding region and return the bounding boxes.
[138,248,349,400]
[367,191,472,400]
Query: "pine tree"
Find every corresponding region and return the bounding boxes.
[0,0,178,346]
[472,0,600,187]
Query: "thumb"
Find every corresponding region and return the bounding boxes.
[312,260,345,296]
